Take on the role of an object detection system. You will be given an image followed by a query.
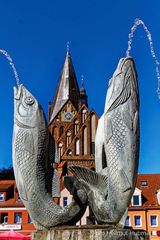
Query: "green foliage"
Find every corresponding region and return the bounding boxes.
[0,166,15,180]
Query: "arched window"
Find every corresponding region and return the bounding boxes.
[75,139,80,155]
[82,109,87,123]
[58,142,63,157]
[52,126,58,140]
[82,126,87,155]
[74,120,79,135]
[66,131,71,148]
[91,114,96,154]
[67,149,72,156]
[59,126,64,137]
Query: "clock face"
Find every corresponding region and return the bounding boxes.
[64,112,73,121]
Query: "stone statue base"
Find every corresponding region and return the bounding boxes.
[31,225,150,240]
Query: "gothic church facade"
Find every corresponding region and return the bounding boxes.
[48,51,99,171]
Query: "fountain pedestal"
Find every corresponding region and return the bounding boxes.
[31,225,150,240]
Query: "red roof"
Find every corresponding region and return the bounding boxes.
[0,183,13,192]
[130,174,160,209]
[0,180,24,208]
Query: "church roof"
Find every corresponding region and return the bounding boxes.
[49,52,80,123]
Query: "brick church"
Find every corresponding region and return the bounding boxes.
[48,50,99,172]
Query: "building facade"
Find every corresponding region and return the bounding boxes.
[126,174,160,240]
[0,180,35,235]
[1,175,160,237]
[48,51,99,171]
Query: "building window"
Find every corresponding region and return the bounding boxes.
[125,216,130,227]
[0,193,4,202]
[82,126,87,155]
[82,109,87,123]
[66,131,71,148]
[28,215,32,223]
[67,149,72,156]
[14,213,22,223]
[133,195,140,206]
[74,120,79,135]
[1,213,8,224]
[141,181,147,186]
[58,142,63,157]
[150,216,158,227]
[91,114,96,155]
[75,139,80,155]
[59,126,64,137]
[134,216,141,227]
[63,197,68,206]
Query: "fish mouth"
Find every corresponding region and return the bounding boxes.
[115,57,134,76]
[14,84,23,100]
[105,57,136,112]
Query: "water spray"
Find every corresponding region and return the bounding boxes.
[0,49,20,87]
[126,18,160,98]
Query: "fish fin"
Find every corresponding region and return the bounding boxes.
[107,69,131,112]
[69,166,108,191]
[105,114,113,143]
[122,110,133,130]
[119,169,131,192]
[133,111,139,134]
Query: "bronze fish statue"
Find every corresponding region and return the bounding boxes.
[69,57,140,225]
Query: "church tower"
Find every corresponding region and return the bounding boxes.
[48,50,99,171]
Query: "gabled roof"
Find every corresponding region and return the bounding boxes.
[49,52,80,124]
[0,180,24,207]
[0,183,13,192]
[130,174,160,208]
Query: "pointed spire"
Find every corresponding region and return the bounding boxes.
[49,51,80,123]
[80,75,88,107]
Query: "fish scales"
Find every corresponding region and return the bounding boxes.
[69,57,140,225]
[106,109,128,193]
[12,84,87,229]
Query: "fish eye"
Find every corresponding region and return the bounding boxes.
[25,96,35,105]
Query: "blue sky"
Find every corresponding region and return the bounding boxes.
[0,0,160,173]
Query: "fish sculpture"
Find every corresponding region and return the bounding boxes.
[69,57,140,225]
[12,84,87,230]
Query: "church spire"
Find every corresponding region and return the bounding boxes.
[80,75,88,107]
[49,51,80,124]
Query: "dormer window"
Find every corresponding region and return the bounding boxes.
[132,195,141,206]
[132,188,142,206]
[141,181,147,186]
[0,193,4,202]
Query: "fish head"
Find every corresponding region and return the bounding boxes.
[105,57,138,112]
[14,84,40,128]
